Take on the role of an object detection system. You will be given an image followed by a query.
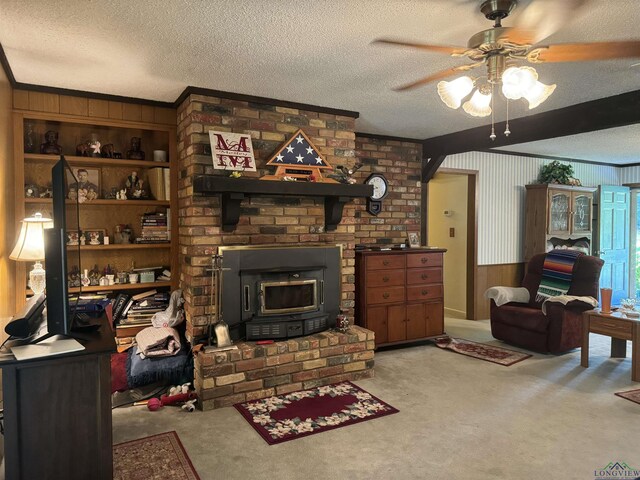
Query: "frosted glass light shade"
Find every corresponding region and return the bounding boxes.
[501,66,538,100]
[10,213,53,261]
[437,76,474,109]
[463,89,492,117]
[523,81,557,109]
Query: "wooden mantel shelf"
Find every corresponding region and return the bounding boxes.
[193,175,373,232]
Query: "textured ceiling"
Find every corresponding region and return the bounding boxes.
[1,0,640,146]
[493,124,640,165]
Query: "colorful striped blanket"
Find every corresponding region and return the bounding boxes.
[535,249,584,302]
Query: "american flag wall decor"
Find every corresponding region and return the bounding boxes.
[261,129,337,183]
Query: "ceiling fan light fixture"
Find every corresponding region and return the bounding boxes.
[437,76,474,109]
[463,89,492,117]
[501,66,538,100]
[523,81,556,109]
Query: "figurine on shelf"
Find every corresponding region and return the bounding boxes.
[89,265,101,286]
[24,184,40,198]
[126,171,146,199]
[116,188,128,200]
[101,144,116,158]
[126,137,145,160]
[40,130,62,155]
[24,123,35,153]
[39,185,52,198]
[68,265,81,288]
[327,163,363,184]
[113,224,132,244]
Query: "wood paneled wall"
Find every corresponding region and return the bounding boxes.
[13,90,175,126]
[0,66,14,336]
[474,262,525,320]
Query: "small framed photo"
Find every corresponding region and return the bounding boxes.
[66,167,101,202]
[408,232,420,248]
[67,230,81,246]
[84,229,106,246]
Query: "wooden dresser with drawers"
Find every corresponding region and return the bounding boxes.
[355,248,446,347]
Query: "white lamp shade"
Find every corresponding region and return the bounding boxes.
[463,89,492,117]
[501,66,538,100]
[9,213,53,261]
[523,81,557,109]
[437,76,474,109]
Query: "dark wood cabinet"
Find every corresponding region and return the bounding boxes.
[0,320,115,479]
[356,249,446,347]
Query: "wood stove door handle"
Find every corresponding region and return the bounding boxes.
[244,285,251,312]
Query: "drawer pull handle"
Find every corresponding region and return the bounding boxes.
[421,274,428,280]
[383,292,390,299]
[421,257,428,264]
[383,276,390,282]
[383,261,390,266]
[422,289,429,296]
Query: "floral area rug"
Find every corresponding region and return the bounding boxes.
[435,336,532,366]
[615,388,640,405]
[234,381,399,445]
[113,431,200,480]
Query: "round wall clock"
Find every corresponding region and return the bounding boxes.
[365,173,388,216]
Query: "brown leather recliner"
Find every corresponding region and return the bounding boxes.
[490,253,604,354]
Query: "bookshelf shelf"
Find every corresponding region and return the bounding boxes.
[25,198,171,206]
[26,281,172,296]
[24,153,170,169]
[73,243,171,251]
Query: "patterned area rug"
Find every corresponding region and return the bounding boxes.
[615,388,640,405]
[113,431,200,480]
[235,381,399,445]
[435,336,532,366]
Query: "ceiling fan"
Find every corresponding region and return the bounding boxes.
[374,0,640,139]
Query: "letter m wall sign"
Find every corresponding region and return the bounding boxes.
[209,131,257,172]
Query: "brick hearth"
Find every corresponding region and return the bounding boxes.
[195,326,375,410]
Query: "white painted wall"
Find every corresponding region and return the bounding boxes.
[442,151,621,265]
[619,166,640,185]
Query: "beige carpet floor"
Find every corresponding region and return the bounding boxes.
[112,317,640,480]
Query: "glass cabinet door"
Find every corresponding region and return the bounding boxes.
[572,193,592,234]
[548,190,571,235]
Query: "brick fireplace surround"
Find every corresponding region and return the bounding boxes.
[176,93,423,409]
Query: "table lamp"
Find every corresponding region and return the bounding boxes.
[10,212,53,295]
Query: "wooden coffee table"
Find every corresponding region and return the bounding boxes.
[581,309,640,382]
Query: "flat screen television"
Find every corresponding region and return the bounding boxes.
[35,155,82,342]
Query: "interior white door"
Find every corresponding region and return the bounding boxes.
[598,186,630,306]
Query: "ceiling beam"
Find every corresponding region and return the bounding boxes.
[422,154,448,183]
[422,89,640,156]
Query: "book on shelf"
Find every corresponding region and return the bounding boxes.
[115,323,151,338]
[132,289,158,301]
[112,293,131,323]
[164,169,171,202]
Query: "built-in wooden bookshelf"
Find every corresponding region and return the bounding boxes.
[14,109,178,305]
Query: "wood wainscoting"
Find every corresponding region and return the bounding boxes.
[474,262,525,320]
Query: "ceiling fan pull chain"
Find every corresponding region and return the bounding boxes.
[504,99,511,137]
[490,83,496,141]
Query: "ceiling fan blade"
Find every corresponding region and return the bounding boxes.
[529,41,640,63]
[372,38,468,56]
[393,63,482,92]
[500,0,588,45]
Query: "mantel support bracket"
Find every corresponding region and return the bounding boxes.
[220,192,245,232]
[324,196,351,232]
